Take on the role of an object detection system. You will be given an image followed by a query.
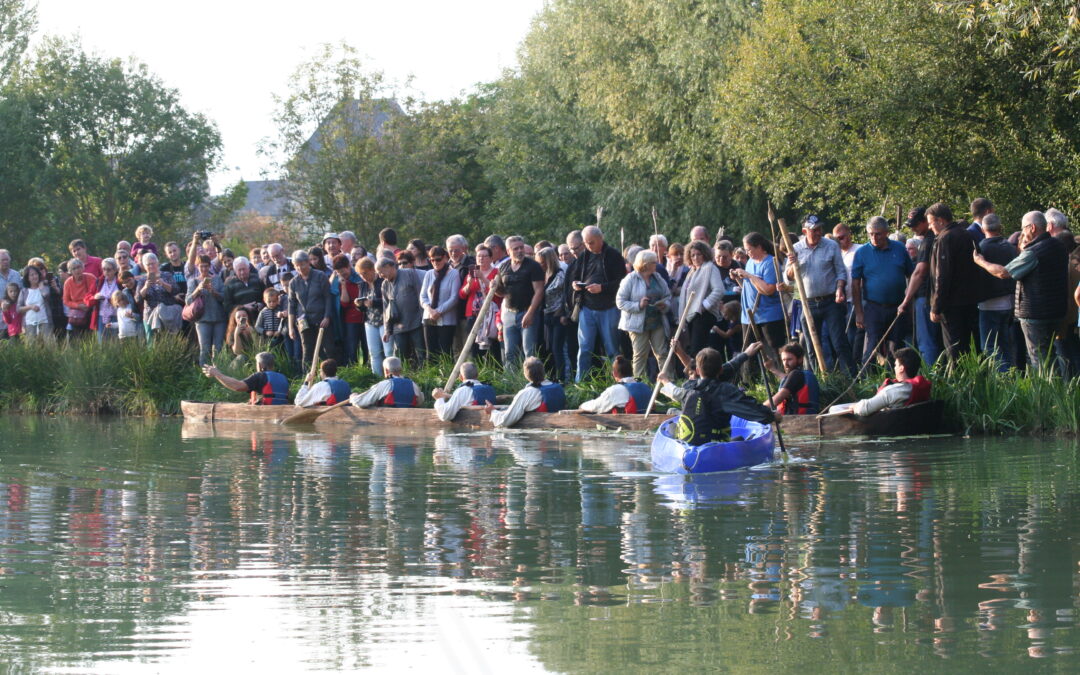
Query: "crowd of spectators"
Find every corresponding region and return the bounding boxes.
[2,199,1079,381]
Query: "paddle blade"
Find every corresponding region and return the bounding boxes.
[280,406,326,426]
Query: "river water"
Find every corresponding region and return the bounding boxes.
[0,416,1078,672]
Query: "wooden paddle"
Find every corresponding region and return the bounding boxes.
[443,280,498,392]
[644,290,696,419]
[746,302,789,464]
[280,398,351,426]
[304,326,326,387]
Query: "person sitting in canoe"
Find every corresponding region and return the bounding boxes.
[575,355,652,414]
[658,347,777,445]
[485,356,565,428]
[294,359,353,407]
[431,361,497,421]
[201,351,290,405]
[347,356,425,409]
[827,347,931,417]
[764,342,819,415]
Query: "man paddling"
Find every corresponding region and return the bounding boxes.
[485,356,565,428]
[765,342,820,415]
[575,355,652,414]
[431,361,497,421]
[826,347,930,417]
[294,359,353,408]
[658,347,777,445]
[348,356,424,409]
[202,351,290,405]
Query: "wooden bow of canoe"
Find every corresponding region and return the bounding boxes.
[180,400,661,432]
[779,400,946,437]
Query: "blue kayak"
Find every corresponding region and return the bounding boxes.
[651,416,775,474]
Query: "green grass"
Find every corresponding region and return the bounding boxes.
[1,335,1077,434]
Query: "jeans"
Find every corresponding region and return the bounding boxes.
[542,312,569,382]
[844,303,864,366]
[391,326,425,366]
[365,323,387,376]
[195,321,226,366]
[1019,318,1066,374]
[576,306,619,382]
[940,305,979,363]
[978,309,1013,371]
[341,321,364,366]
[803,297,856,374]
[503,307,540,369]
[862,301,908,364]
[913,296,942,367]
[1059,327,1080,377]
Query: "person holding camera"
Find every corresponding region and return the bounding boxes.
[616,250,672,380]
[187,254,226,365]
[287,249,333,371]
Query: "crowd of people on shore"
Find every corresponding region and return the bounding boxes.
[3,198,1079,393]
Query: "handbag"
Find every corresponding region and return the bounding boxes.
[182,295,204,322]
[68,308,90,329]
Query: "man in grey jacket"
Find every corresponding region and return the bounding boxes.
[377,258,425,366]
[287,250,333,370]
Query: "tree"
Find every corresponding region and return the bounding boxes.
[0,38,222,261]
[0,0,35,85]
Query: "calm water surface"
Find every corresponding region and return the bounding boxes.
[0,416,1078,672]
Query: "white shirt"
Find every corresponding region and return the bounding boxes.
[840,246,856,303]
[829,380,911,417]
[433,381,484,421]
[117,307,139,338]
[579,377,636,413]
[23,288,47,326]
[295,378,346,408]
[348,378,424,409]
[490,383,549,428]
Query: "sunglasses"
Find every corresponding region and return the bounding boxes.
[431,257,446,263]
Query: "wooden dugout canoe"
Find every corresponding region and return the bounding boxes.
[180,400,661,432]
[778,399,947,437]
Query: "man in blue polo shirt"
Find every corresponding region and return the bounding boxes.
[852,217,914,363]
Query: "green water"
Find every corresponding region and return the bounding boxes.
[0,417,1078,672]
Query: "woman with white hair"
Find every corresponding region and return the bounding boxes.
[616,250,673,379]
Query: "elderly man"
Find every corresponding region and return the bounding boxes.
[975,214,1018,370]
[495,235,545,367]
[377,258,425,365]
[852,217,914,363]
[68,239,103,280]
[259,243,293,291]
[202,351,290,405]
[787,214,855,373]
[690,226,709,243]
[974,210,1069,373]
[287,249,333,369]
[928,202,986,362]
[431,361,497,421]
[338,231,359,261]
[1046,208,1070,236]
[565,230,585,259]
[0,249,22,288]
[446,234,475,353]
[484,235,508,268]
[348,356,424,408]
[223,256,265,317]
[321,233,342,260]
[565,226,627,382]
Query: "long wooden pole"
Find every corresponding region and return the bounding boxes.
[443,280,499,392]
[766,202,792,338]
[776,217,828,373]
[651,206,660,240]
[644,291,696,419]
[746,303,789,464]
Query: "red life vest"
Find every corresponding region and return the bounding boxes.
[612,381,652,414]
[249,371,289,405]
[777,369,819,415]
[876,374,931,405]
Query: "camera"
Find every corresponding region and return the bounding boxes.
[197,230,213,241]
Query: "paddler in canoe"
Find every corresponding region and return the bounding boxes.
[201,351,290,405]
[347,356,425,409]
[485,356,566,428]
[574,355,652,414]
[763,342,820,415]
[825,347,931,417]
[431,361,498,421]
[657,346,778,445]
[294,359,353,407]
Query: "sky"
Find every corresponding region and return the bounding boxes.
[34,0,547,193]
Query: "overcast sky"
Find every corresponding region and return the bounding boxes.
[35,0,546,193]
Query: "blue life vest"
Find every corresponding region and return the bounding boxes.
[531,382,566,413]
[467,382,497,405]
[251,370,290,406]
[383,377,418,408]
[324,378,352,405]
[617,381,652,414]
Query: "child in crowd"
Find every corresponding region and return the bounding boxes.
[711,300,743,362]
[2,282,22,338]
[255,287,284,348]
[131,224,157,263]
[112,290,140,339]
[119,271,143,331]
[227,308,255,359]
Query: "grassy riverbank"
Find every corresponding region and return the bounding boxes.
[0,337,1077,434]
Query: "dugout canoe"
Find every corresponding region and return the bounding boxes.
[180,400,662,432]
[651,416,775,474]
[779,399,946,437]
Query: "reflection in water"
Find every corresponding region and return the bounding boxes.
[0,417,1078,670]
